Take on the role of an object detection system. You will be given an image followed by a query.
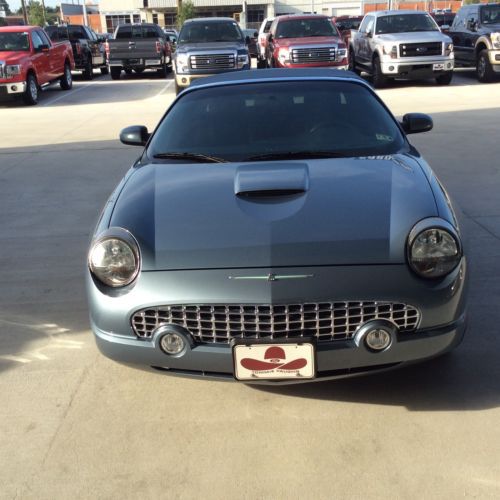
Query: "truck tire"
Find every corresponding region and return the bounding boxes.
[22,73,39,105]
[100,66,109,75]
[82,56,93,80]
[435,72,453,85]
[477,50,495,83]
[124,68,133,75]
[134,67,145,74]
[348,48,360,75]
[59,62,73,90]
[372,56,388,88]
[110,67,121,80]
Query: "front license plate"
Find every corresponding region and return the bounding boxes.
[433,63,445,71]
[233,343,315,381]
[145,59,161,65]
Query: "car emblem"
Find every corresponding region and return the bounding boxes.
[229,274,314,281]
[416,47,428,53]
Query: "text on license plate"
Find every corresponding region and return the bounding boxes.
[433,63,445,70]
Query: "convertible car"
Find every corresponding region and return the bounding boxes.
[86,69,467,384]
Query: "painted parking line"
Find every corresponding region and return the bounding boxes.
[39,82,93,107]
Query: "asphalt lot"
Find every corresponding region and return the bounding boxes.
[1,69,500,499]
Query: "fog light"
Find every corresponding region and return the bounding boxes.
[11,85,17,91]
[181,77,187,84]
[389,66,394,71]
[160,332,186,355]
[365,329,392,351]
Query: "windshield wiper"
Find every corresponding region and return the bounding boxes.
[153,152,228,163]
[246,150,349,161]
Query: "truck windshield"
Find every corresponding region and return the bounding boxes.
[179,22,243,43]
[0,32,30,51]
[276,19,338,38]
[376,14,439,34]
[481,5,500,25]
[148,81,406,163]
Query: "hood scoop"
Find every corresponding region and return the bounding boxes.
[234,163,309,198]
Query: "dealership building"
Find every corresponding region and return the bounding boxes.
[99,0,364,32]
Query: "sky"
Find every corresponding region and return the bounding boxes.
[7,1,81,13]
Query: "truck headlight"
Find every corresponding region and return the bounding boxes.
[336,46,347,61]
[444,42,454,56]
[278,48,290,63]
[491,33,500,50]
[5,65,22,77]
[88,229,140,287]
[382,44,397,59]
[175,53,189,73]
[407,223,461,279]
[237,51,249,68]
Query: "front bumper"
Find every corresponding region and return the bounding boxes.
[88,261,467,384]
[108,56,170,68]
[488,49,500,71]
[175,65,250,88]
[381,57,454,76]
[0,80,27,95]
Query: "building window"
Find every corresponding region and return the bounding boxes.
[133,14,141,24]
[143,0,149,7]
[164,13,177,28]
[152,13,158,24]
[106,15,133,34]
[247,9,264,24]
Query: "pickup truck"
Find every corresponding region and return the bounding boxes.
[265,15,348,70]
[173,17,250,94]
[46,24,107,80]
[106,23,172,80]
[349,10,454,87]
[0,26,74,105]
[448,3,500,82]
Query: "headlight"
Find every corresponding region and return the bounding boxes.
[336,47,347,61]
[491,33,500,49]
[175,53,189,72]
[444,42,454,56]
[88,229,140,287]
[407,222,462,279]
[237,51,249,67]
[5,65,22,77]
[278,47,289,63]
[382,44,397,58]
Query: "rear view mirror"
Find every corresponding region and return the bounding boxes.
[401,113,433,134]
[120,125,150,146]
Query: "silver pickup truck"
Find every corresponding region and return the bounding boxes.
[349,10,454,87]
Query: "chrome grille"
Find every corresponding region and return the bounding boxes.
[189,53,235,70]
[131,302,420,344]
[291,47,336,64]
[399,42,442,58]
[0,62,5,79]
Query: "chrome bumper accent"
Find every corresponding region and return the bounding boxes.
[0,81,27,94]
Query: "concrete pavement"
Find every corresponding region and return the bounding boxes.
[1,70,500,499]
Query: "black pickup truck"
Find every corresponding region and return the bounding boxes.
[46,24,107,79]
[106,23,172,80]
[448,3,500,82]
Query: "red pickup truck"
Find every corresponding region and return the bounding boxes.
[0,26,75,105]
[264,14,348,70]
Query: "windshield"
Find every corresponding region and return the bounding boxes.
[481,5,500,25]
[276,18,338,38]
[376,14,439,34]
[0,32,30,51]
[148,81,406,162]
[179,22,243,43]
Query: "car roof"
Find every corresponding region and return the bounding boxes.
[0,25,39,33]
[189,68,368,90]
[369,10,430,18]
[184,17,236,23]
[276,14,331,22]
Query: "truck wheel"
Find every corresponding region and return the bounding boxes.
[110,67,121,80]
[435,72,453,85]
[60,62,73,90]
[82,57,93,80]
[477,50,495,83]
[134,67,145,74]
[23,73,39,105]
[100,66,109,75]
[372,56,388,88]
[348,48,360,75]
[124,68,133,75]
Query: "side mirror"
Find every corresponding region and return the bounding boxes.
[441,24,450,31]
[467,20,477,31]
[366,29,373,38]
[245,35,251,45]
[120,125,150,146]
[268,33,273,42]
[401,113,433,134]
[38,44,49,52]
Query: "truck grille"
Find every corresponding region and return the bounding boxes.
[189,53,235,70]
[399,42,442,58]
[291,47,336,64]
[131,301,420,344]
[0,63,5,79]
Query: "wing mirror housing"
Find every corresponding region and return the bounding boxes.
[467,20,478,32]
[120,125,150,146]
[401,113,433,134]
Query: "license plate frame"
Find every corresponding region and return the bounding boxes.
[232,339,316,381]
[433,63,445,71]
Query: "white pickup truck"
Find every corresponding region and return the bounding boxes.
[349,10,454,87]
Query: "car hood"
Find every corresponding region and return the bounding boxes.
[276,36,342,47]
[110,155,437,271]
[176,41,246,53]
[0,51,28,63]
[377,32,450,43]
